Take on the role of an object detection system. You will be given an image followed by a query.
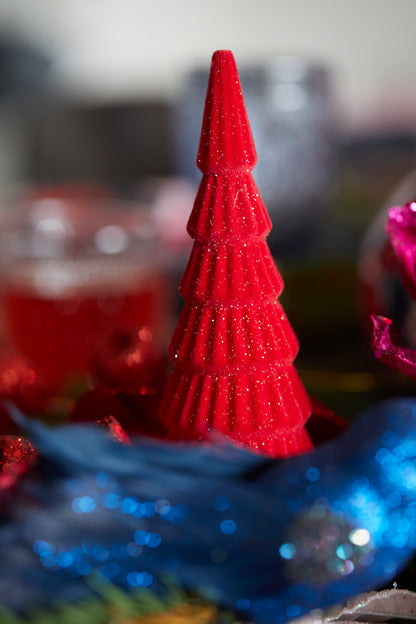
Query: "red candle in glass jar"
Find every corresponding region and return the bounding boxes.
[0,187,168,389]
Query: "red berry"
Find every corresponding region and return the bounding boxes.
[0,435,37,492]
[93,326,168,394]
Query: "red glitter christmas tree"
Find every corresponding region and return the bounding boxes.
[160,50,313,457]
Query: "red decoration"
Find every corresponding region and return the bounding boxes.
[387,202,416,301]
[71,326,168,438]
[307,397,349,446]
[93,326,167,394]
[0,435,37,491]
[71,385,134,426]
[370,204,416,379]
[0,350,51,419]
[96,415,131,444]
[70,383,166,439]
[160,50,313,458]
[371,314,416,379]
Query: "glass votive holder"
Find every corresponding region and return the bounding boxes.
[0,186,169,390]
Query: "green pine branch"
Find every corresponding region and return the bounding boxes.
[0,576,236,624]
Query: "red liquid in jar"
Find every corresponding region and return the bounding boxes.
[1,260,167,389]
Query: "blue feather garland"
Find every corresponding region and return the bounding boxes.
[2,398,416,623]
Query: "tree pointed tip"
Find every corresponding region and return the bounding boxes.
[197,50,257,174]
[211,49,234,60]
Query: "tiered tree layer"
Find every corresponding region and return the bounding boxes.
[160,50,313,458]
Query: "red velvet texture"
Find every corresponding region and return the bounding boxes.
[160,50,313,457]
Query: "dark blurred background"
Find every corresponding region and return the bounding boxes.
[0,0,416,419]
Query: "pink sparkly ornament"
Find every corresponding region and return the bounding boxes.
[371,314,416,378]
[387,202,416,301]
[370,203,416,378]
[160,50,313,458]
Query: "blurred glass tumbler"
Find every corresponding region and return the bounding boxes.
[0,188,168,388]
[172,55,336,255]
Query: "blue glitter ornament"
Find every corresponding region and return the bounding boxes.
[2,398,416,623]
